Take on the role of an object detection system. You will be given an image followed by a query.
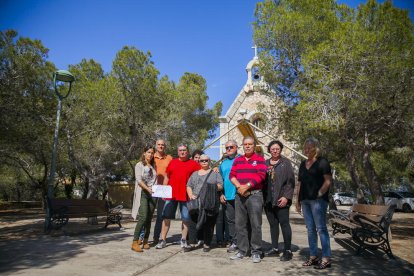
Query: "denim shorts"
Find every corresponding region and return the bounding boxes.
[162,200,190,221]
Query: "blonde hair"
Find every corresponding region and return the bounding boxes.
[304,137,321,158]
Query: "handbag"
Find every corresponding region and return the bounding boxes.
[187,198,199,215]
[187,170,213,215]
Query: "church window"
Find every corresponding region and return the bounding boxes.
[252,117,265,129]
[252,66,260,82]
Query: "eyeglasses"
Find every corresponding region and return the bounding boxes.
[199,159,209,163]
[225,146,235,150]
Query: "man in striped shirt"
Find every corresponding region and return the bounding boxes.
[229,136,267,263]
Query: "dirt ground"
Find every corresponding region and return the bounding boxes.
[1,208,413,264]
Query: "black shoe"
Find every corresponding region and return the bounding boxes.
[183,245,195,252]
[280,250,293,261]
[264,248,280,257]
[203,246,211,252]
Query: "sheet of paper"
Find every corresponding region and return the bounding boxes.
[152,185,172,198]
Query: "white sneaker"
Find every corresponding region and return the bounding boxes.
[155,240,166,249]
[196,240,204,247]
[180,239,188,248]
[252,253,261,263]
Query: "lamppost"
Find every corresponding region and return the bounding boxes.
[47,70,75,198]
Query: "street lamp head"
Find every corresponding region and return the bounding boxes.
[54,70,75,83]
[53,69,75,99]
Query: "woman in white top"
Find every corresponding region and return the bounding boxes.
[131,145,157,252]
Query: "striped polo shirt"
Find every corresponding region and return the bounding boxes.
[229,153,267,190]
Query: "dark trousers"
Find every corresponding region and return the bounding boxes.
[215,203,230,243]
[134,192,157,240]
[225,199,237,244]
[264,203,292,251]
[187,214,203,244]
[152,198,165,242]
[189,212,218,246]
[235,192,263,255]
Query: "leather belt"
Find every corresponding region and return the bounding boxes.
[246,189,261,196]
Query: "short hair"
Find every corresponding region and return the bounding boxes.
[177,143,188,149]
[304,137,321,158]
[267,140,284,153]
[199,154,210,160]
[225,139,238,147]
[191,149,204,159]
[156,139,166,145]
[243,136,256,146]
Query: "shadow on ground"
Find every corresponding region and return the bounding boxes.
[0,215,129,273]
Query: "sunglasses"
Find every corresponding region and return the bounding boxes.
[199,159,209,163]
[225,146,235,150]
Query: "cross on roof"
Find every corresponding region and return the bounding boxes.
[252,45,258,58]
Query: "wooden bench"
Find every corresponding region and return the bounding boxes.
[45,197,123,233]
[330,204,395,258]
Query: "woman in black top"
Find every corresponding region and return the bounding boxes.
[295,137,332,269]
[264,140,295,261]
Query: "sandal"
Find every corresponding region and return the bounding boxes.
[302,257,320,267]
[314,260,331,270]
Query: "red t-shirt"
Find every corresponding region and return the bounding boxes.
[166,159,201,201]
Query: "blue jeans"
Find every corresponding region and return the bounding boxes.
[162,200,190,221]
[301,198,332,258]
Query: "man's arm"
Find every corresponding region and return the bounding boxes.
[230,177,250,197]
[163,174,169,185]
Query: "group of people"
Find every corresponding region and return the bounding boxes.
[131,136,333,270]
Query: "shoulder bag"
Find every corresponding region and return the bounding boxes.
[187,170,213,215]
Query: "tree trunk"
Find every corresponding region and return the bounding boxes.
[87,176,99,225]
[362,133,384,204]
[346,144,367,203]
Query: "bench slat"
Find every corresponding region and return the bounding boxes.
[331,218,359,229]
[351,204,389,216]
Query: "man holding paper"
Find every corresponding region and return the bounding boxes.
[155,143,201,249]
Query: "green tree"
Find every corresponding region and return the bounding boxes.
[161,72,222,151]
[0,33,222,203]
[63,47,222,198]
[254,0,414,203]
[0,30,56,200]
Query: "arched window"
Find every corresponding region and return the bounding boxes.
[252,117,265,129]
[251,66,260,82]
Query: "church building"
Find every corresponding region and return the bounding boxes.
[217,47,304,167]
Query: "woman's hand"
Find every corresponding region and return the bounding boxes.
[277,197,288,208]
[147,186,153,194]
[190,194,197,200]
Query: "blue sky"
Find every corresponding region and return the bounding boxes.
[1,0,413,158]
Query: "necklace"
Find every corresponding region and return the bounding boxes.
[270,158,280,164]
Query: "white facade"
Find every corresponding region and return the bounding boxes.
[218,53,302,166]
